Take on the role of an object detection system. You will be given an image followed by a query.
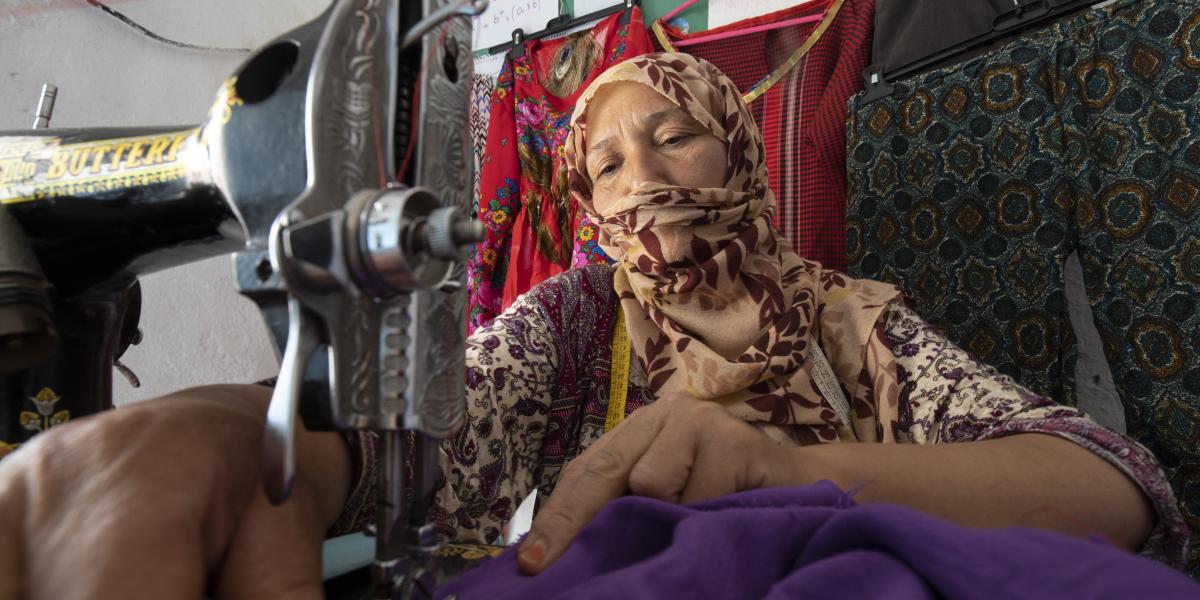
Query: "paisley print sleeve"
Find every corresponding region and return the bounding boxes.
[879,302,1188,568]
[327,430,379,538]
[433,290,559,544]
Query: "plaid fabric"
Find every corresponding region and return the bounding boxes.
[653,0,875,272]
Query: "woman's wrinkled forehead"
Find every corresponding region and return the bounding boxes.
[579,82,694,149]
[570,54,732,143]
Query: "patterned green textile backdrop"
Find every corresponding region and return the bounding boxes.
[847,0,1200,576]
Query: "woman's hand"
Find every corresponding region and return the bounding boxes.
[0,384,346,599]
[516,395,808,574]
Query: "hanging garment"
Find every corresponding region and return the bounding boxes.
[650,0,872,271]
[570,211,608,268]
[845,0,1200,575]
[434,483,1200,600]
[467,10,652,331]
[867,0,1098,87]
[469,74,495,221]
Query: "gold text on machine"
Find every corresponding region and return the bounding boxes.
[0,130,194,204]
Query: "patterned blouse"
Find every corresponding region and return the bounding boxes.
[332,265,1188,568]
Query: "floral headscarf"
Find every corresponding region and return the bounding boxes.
[565,53,902,442]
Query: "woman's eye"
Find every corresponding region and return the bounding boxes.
[663,135,687,146]
[598,163,618,177]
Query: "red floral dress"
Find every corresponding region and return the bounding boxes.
[467,9,652,331]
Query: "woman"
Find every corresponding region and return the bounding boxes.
[0,54,1186,598]
[411,53,1187,573]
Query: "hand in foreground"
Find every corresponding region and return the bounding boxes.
[0,384,344,600]
[516,395,806,575]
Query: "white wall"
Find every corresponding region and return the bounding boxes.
[1,0,331,404]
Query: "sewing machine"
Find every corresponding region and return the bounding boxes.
[0,1,485,597]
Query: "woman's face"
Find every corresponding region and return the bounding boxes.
[583,81,728,216]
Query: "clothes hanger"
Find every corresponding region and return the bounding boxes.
[860,0,1098,104]
[485,0,639,58]
[659,0,827,48]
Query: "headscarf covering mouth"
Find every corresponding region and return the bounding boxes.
[563,53,901,445]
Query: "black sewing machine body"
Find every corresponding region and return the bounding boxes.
[0,1,481,596]
[0,67,275,441]
[0,123,238,448]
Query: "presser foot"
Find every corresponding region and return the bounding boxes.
[372,556,437,600]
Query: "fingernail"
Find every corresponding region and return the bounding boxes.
[518,533,547,568]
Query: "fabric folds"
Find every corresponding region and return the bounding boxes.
[436,483,1200,599]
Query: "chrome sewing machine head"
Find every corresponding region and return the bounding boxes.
[203,1,487,598]
[0,3,483,596]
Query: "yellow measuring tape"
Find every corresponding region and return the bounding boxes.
[604,305,631,433]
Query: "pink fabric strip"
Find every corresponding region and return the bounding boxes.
[672,13,826,47]
[660,0,699,23]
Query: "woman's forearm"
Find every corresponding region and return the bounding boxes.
[791,433,1154,551]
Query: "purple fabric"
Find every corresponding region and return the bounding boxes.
[436,482,1199,599]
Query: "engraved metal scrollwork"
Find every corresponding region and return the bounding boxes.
[406,0,472,435]
[332,0,381,198]
[284,0,404,429]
